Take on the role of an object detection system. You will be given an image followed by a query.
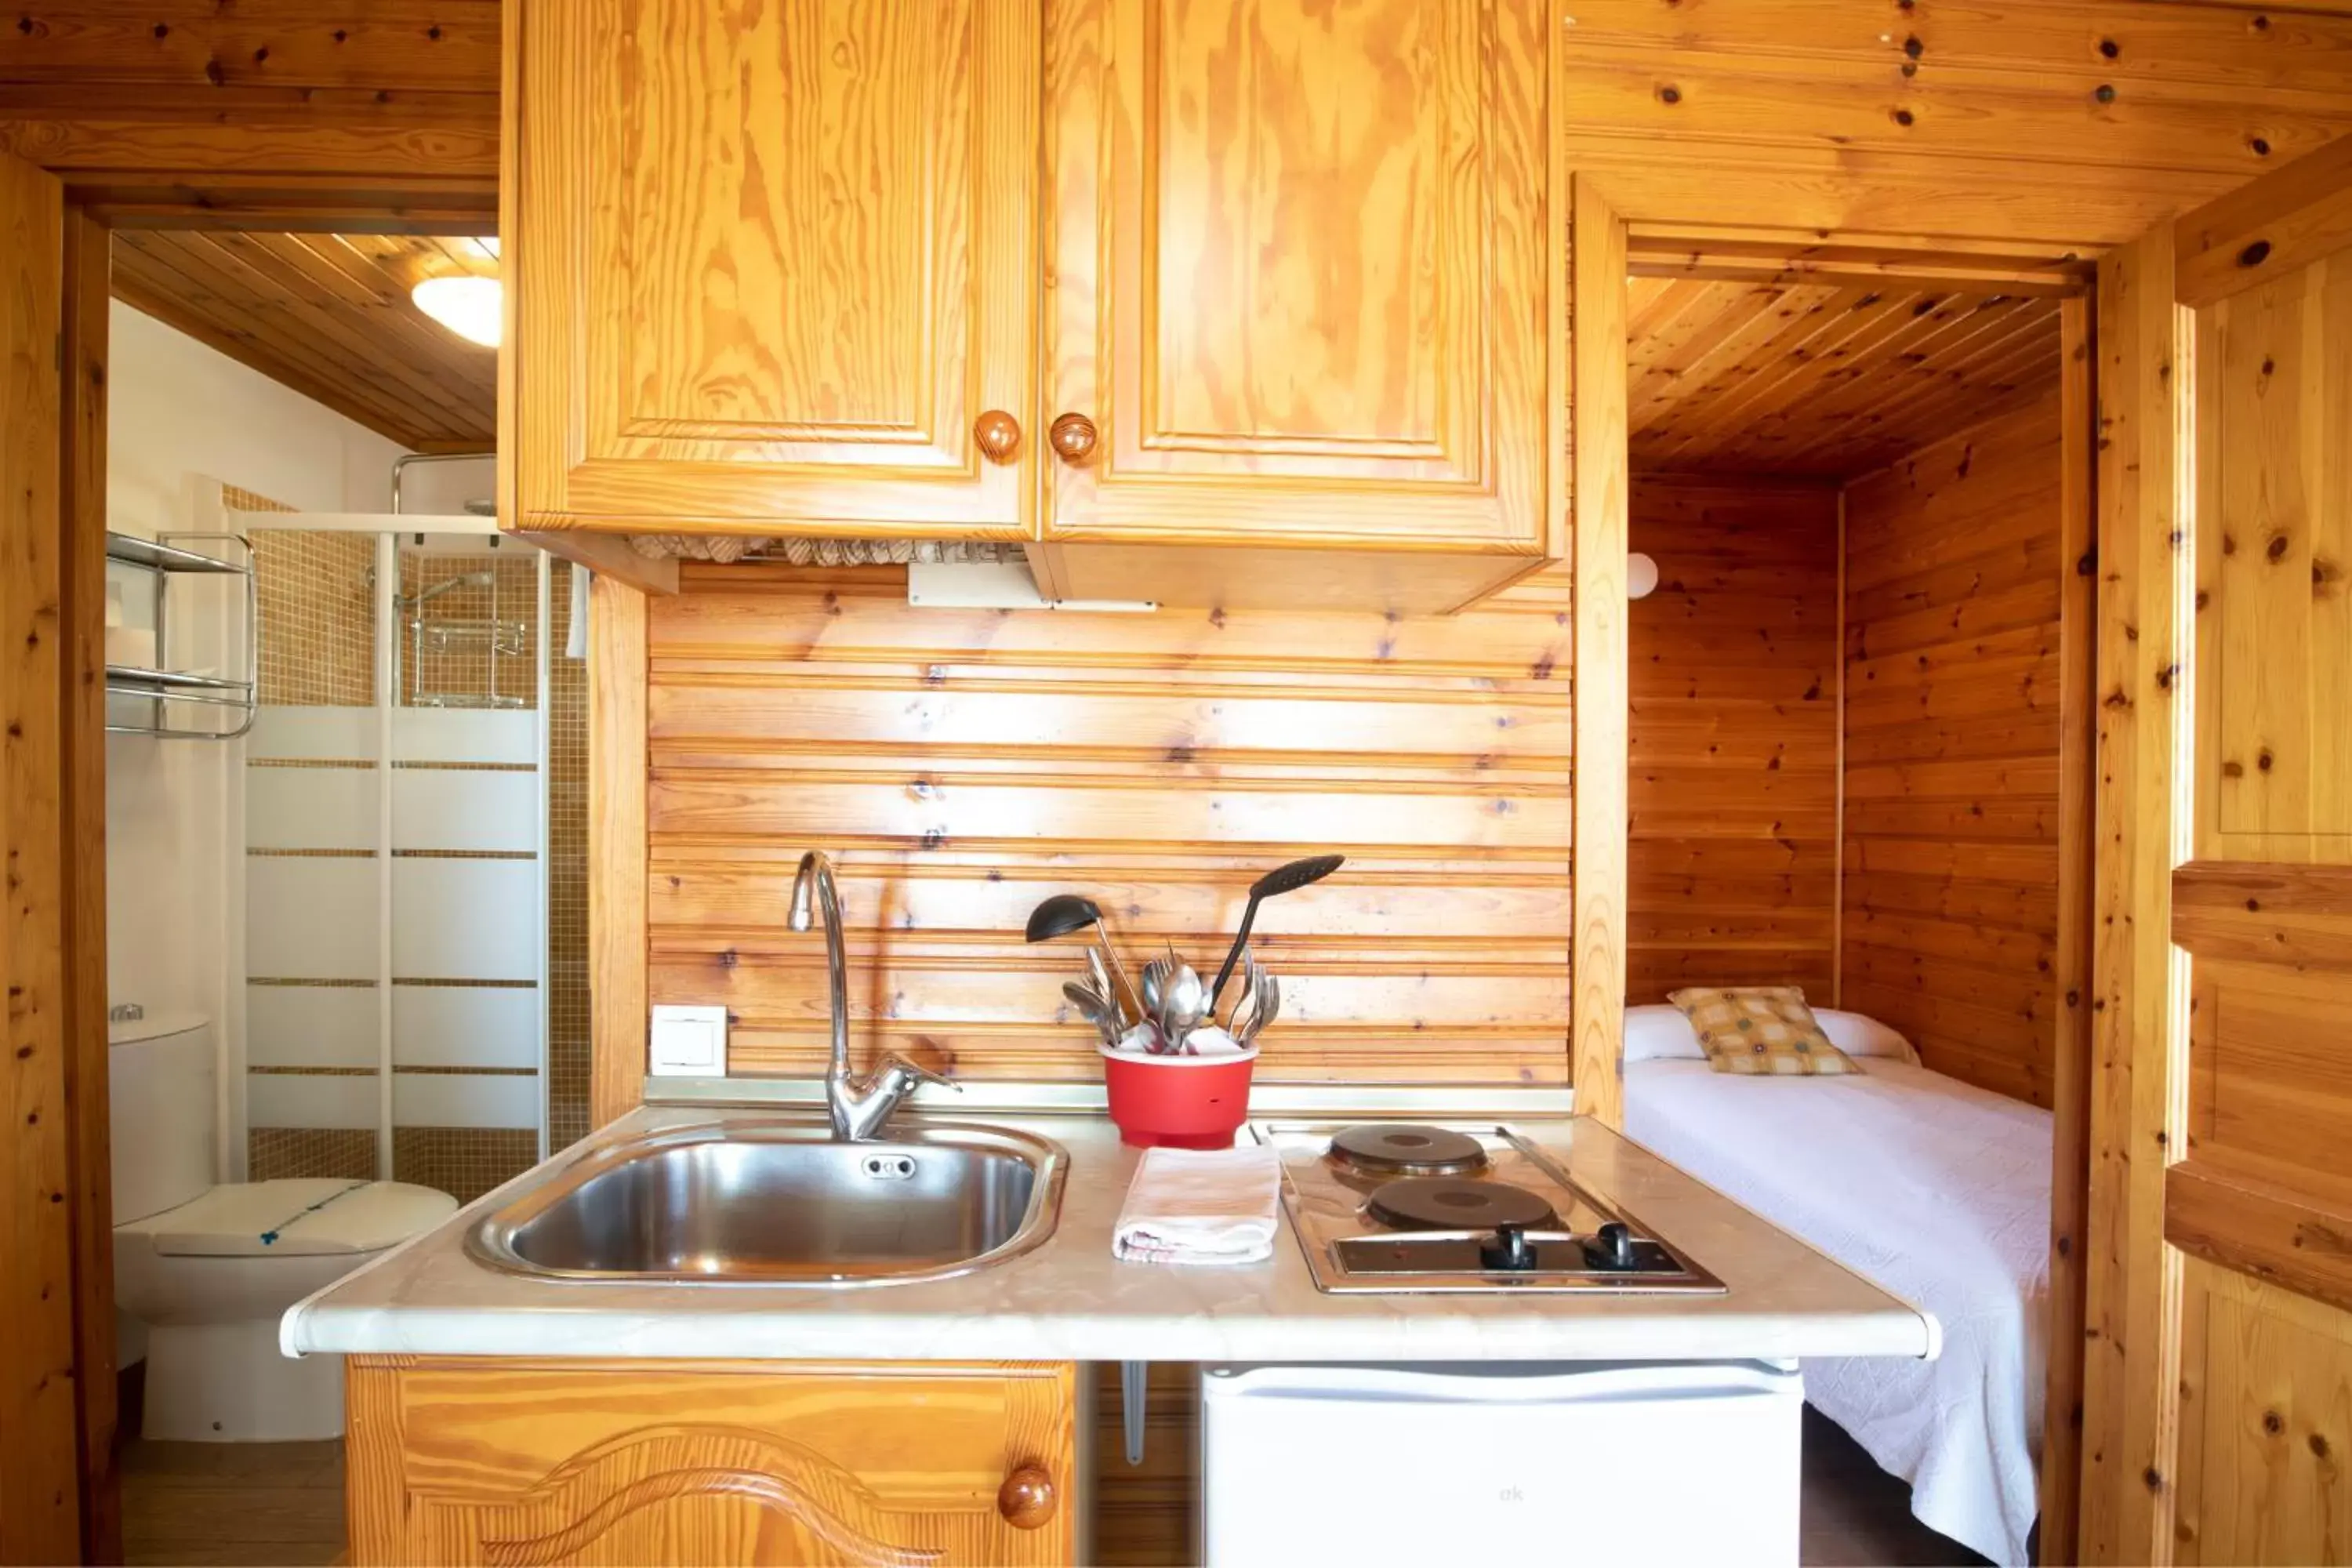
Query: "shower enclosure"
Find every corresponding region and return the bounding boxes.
[229,491,577,1204]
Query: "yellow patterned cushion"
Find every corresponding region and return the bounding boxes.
[1666,986,1860,1076]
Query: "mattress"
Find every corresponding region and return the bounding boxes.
[1624,1057,2052,1566]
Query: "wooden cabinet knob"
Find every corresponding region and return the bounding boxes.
[996,1465,1057,1530]
[973,409,1022,463]
[1047,412,1098,466]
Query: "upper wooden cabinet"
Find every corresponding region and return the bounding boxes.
[506,0,1040,539]
[505,0,1565,595]
[1038,0,1563,556]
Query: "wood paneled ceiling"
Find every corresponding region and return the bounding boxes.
[111,231,497,451]
[1626,275,2064,479]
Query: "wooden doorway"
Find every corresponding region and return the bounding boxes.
[0,147,112,1568]
[2,46,497,1547]
[2077,134,2352,1568]
[1612,221,2102,1563]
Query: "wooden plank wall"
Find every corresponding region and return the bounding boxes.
[1841,394,2067,1105]
[643,564,1573,1089]
[1557,0,2352,247]
[1627,477,1841,1003]
[0,1,500,214]
[7,1,2352,246]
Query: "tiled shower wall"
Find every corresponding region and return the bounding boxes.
[547,568,590,1152]
[245,528,588,1201]
[390,550,544,1203]
[245,517,380,1184]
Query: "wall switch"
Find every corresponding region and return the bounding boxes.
[649,1004,728,1076]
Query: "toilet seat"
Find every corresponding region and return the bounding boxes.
[117,1178,455,1258]
[113,1178,456,1443]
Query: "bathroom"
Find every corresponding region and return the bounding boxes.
[97,244,573,1559]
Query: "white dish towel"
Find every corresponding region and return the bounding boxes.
[1112,1145,1282,1265]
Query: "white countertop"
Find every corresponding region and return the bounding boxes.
[282,1105,1939,1364]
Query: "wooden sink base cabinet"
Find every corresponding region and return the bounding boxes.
[345,1357,1080,1566]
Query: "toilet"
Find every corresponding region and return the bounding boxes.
[110,1012,456,1442]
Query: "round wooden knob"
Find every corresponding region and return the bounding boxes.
[996,1465,1057,1530]
[973,409,1022,463]
[1047,412,1098,466]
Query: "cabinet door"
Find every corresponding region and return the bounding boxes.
[510,0,1038,539]
[347,1359,1077,1567]
[1040,0,1562,554]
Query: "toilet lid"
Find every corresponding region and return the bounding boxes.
[119,1178,457,1258]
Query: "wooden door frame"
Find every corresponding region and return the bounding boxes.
[0,122,512,1563]
[2,156,118,1568]
[1614,219,2103,1563]
[2073,134,2352,1568]
[1569,178,1632,1132]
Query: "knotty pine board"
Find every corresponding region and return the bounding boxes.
[1842,395,2067,1106]
[644,564,1573,1087]
[13,0,2352,252]
[1627,477,1842,1004]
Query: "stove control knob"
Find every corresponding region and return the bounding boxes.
[1479,1222,1538,1272]
[1585,1221,1640,1272]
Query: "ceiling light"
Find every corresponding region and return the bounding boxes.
[411,275,502,347]
[1628,551,1660,600]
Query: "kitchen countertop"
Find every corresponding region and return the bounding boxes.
[281,1105,1939,1364]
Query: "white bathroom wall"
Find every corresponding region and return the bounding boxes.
[104,300,410,1174]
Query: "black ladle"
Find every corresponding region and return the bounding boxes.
[1209,855,1345,1006]
[1025,893,1138,1023]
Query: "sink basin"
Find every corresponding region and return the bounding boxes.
[466,1120,1069,1286]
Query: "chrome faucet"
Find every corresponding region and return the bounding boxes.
[788,850,956,1141]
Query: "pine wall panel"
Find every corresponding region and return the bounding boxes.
[644,564,1574,1089]
[1841,395,2067,1105]
[1628,477,1842,1004]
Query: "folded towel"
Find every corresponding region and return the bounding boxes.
[1112,1145,1282,1266]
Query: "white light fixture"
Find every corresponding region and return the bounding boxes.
[411,274,503,347]
[1628,551,1661,600]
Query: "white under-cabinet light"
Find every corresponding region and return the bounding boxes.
[411,275,503,348]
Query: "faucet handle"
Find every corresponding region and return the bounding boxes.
[877,1052,960,1092]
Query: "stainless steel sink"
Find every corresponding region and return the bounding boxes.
[466,1120,1069,1287]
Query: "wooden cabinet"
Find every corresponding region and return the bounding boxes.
[1033,0,1565,604]
[506,0,1040,540]
[506,1,1566,604]
[346,1358,1079,1567]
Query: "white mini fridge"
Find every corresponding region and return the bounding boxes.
[1200,1360,1804,1566]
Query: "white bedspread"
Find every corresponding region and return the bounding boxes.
[1624,1058,2051,1566]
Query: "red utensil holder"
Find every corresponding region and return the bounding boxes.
[1098,1044,1260,1149]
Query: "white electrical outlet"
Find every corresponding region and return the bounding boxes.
[648,1004,728,1076]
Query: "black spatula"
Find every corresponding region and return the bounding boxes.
[1208,855,1344,1006]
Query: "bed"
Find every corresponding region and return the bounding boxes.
[1621,1006,2053,1567]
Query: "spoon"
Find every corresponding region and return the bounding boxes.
[1224,950,1258,1032]
[1062,981,1123,1047]
[1242,971,1280,1047]
[1138,959,1173,1052]
[1086,946,1128,1030]
[1160,964,1210,1054]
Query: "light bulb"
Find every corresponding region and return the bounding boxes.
[411,275,502,347]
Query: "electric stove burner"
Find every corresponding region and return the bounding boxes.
[1327,1123,1490,1178]
[1364,1176,1559,1233]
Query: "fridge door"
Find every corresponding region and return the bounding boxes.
[1201,1360,1803,1567]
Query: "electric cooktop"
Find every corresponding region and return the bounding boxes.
[1251,1120,1727,1296]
